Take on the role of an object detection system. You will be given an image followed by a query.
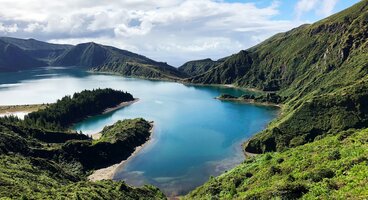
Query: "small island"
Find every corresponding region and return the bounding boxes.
[24,88,136,130]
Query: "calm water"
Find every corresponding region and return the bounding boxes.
[0,67,278,196]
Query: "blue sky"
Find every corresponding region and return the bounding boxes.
[225,0,360,21]
[0,0,362,66]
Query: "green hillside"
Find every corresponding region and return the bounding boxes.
[187,0,368,153]
[178,58,223,77]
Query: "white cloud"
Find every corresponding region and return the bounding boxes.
[24,23,44,32]
[295,0,339,19]
[0,0,300,66]
[0,23,18,33]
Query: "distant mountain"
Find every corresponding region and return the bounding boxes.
[0,39,46,71]
[55,42,185,80]
[0,37,185,80]
[178,58,223,77]
[0,37,72,64]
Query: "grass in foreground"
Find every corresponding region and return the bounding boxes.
[185,128,368,199]
[0,154,165,199]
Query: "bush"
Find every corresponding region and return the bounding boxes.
[308,168,335,182]
[328,150,341,160]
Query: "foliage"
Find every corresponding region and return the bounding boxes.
[98,118,152,143]
[0,154,165,199]
[62,118,152,170]
[178,58,223,77]
[24,88,134,130]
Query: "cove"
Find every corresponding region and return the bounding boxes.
[0,67,278,196]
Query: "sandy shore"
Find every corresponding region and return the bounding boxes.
[102,98,139,115]
[88,122,155,181]
[0,104,48,114]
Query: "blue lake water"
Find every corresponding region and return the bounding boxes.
[0,67,278,196]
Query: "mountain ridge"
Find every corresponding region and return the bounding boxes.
[0,37,184,79]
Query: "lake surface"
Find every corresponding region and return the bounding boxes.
[0,67,278,196]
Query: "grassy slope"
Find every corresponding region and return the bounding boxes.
[0,155,165,199]
[185,128,368,199]
[178,58,223,77]
[98,118,151,144]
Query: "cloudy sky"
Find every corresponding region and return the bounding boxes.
[0,0,360,66]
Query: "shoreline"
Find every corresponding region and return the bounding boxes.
[88,122,155,181]
[89,98,140,140]
[215,97,282,108]
[182,82,266,94]
[102,98,139,115]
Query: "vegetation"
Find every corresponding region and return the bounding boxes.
[185,128,368,199]
[178,58,223,77]
[0,154,165,199]
[98,118,152,143]
[63,118,153,170]
[24,88,134,130]
[217,92,283,104]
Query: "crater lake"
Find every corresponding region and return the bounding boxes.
[0,67,278,196]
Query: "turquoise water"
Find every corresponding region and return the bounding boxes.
[0,67,278,196]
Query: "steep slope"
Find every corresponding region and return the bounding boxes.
[54,42,185,80]
[0,37,72,64]
[0,40,46,71]
[178,58,223,77]
[189,0,368,153]
[189,0,368,93]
